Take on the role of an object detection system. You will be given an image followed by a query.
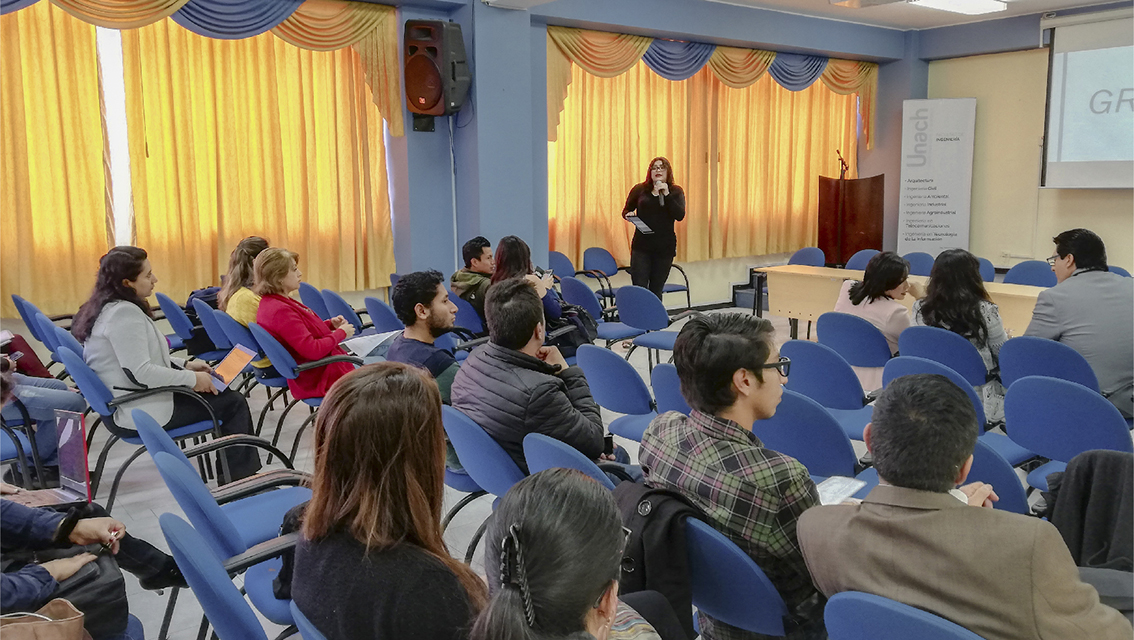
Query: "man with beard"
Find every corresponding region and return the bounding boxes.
[387,270,461,403]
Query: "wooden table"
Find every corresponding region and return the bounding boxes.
[751,265,1042,338]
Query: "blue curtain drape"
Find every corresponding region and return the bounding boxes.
[171,0,303,39]
[642,39,716,82]
[767,52,828,91]
[1,0,38,15]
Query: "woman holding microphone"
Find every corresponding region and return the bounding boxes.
[621,157,686,299]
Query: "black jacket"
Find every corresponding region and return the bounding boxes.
[1048,450,1133,571]
[450,342,604,473]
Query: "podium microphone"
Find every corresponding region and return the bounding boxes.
[836,149,849,178]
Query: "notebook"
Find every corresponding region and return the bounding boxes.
[816,476,867,505]
[210,344,257,392]
[625,214,654,235]
[7,410,90,508]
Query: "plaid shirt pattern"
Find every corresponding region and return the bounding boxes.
[640,410,822,640]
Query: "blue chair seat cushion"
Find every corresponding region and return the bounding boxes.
[445,468,483,494]
[978,432,1035,467]
[609,413,657,442]
[1,429,31,460]
[221,486,313,549]
[121,421,219,446]
[661,284,688,293]
[243,558,293,625]
[633,331,679,351]
[1026,460,1067,492]
[828,407,873,441]
[301,397,322,408]
[597,322,644,342]
[195,350,230,363]
[166,335,185,351]
[253,371,289,388]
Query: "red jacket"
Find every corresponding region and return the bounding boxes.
[256,294,354,400]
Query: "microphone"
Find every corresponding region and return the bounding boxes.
[655,180,665,206]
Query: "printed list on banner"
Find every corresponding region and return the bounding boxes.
[896,98,977,257]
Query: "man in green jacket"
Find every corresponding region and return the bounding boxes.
[450,236,494,323]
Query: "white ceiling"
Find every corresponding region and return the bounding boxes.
[705,0,1121,29]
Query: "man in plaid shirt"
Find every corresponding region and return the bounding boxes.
[639,313,824,640]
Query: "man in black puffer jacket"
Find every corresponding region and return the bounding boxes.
[451,277,604,473]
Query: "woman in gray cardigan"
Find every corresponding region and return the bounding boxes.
[72,247,261,481]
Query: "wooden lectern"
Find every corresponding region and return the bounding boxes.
[818,173,885,266]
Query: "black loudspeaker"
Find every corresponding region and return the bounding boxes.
[404,20,470,117]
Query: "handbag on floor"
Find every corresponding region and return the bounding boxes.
[0,598,93,640]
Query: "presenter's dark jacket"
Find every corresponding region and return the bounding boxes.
[622,183,686,258]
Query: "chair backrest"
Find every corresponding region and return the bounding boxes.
[321,289,364,333]
[155,292,197,340]
[968,438,1029,515]
[816,312,893,368]
[289,601,327,640]
[523,433,615,490]
[788,247,825,267]
[1109,265,1131,277]
[977,257,996,283]
[56,347,117,419]
[298,282,331,321]
[389,273,401,288]
[559,276,604,320]
[898,326,987,387]
[191,299,233,350]
[159,514,269,640]
[152,451,248,559]
[214,311,266,361]
[686,518,787,636]
[249,323,300,379]
[999,336,1099,391]
[844,249,878,271]
[575,345,655,415]
[49,324,84,363]
[549,251,576,276]
[780,340,865,410]
[133,409,198,475]
[903,252,935,277]
[883,356,986,427]
[448,289,484,334]
[583,247,619,277]
[825,592,983,640]
[363,297,404,333]
[32,313,61,356]
[1003,260,1057,287]
[651,363,691,415]
[1004,376,1133,463]
[440,406,526,497]
[752,389,858,478]
[615,285,671,332]
[11,295,48,344]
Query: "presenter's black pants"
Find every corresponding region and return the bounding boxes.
[630,250,674,300]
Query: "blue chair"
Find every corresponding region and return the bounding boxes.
[582,247,625,305]
[789,247,825,267]
[616,285,695,372]
[298,282,331,320]
[686,518,788,636]
[11,294,75,368]
[213,311,291,437]
[548,250,578,278]
[27,312,71,384]
[999,336,1099,392]
[977,257,996,283]
[576,345,656,442]
[883,356,1035,467]
[0,424,34,490]
[752,390,870,482]
[191,298,234,352]
[441,406,526,562]
[967,437,1030,515]
[157,292,224,359]
[1003,260,1057,287]
[1109,265,1131,277]
[825,592,983,640]
[559,276,643,346]
[523,433,615,490]
[159,513,290,640]
[898,326,990,387]
[322,289,374,336]
[844,249,878,271]
[0,378,46,489]
[290,601,327,640]
[448,289,485,335]
[1005,376,1133,491]
[363,296,404,333]
[903,252,935,277]
[816,312,892,374]
[780,340,872,441]
[389,273,401,288]
[651,363,691,415]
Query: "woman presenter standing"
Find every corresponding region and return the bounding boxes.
[622,157,686,299]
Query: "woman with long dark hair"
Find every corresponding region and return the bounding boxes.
[914,248,1008,421]
[492,235,560,321]
[217,235,269,312]
[294,363,487,639]
[621,157,686,299]
[73,247,261,480]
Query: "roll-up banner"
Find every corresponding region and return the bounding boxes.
[896,98,977,257]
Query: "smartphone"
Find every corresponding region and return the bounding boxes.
[604,434,614,457]
[9,351,22,361]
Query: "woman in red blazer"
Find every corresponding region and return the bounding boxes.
[253,249,356,400]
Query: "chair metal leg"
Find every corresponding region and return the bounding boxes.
[255,387,289,437]
[89,435,121,498]
[806,321,812,340]
[624,345,639,362]
[267,398,302,464]
[104,447,148,513]
[289,411,319,462]
[195,614,210,640]
[157,587,179,640]
[789,318,799,340]
[85,415,102,451]
[442,490,487,532]
[465,518,489,564]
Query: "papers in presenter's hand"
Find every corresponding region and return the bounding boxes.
[625,214,654,235]
[816,476,867,505]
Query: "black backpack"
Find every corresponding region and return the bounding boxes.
[614,482,706,640]
[183,286,221,323]
[272,500,310,600]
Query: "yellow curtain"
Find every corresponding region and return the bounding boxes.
[820,59,878,149]
[0,1,111,317]
[49,0,189,29]
[121,19,395,303]
[706,46,775,89]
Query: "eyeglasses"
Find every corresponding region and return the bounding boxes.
[1045,255,1059,266]
[759,356,791,378]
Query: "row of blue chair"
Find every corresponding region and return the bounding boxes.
[550,247,692,310]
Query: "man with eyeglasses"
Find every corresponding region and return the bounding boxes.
[639,313,825,640]
[1027,229,1133,419]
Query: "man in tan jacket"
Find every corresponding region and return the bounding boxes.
[798,374,1131,640]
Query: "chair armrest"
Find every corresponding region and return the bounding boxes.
[665,310,700,325]
[223,532,299,575]
[110,386,218,430]
[360,322,374,331]
[211,469,311,505]
[295,355,364,372]
[863,389,881,405]
[547,325,577,341]
[450,327,478,342]
[47,313,75,322]
[180,434,296,470]
[670,263,691,288]
[355,307,368,319]
[597,462,636,484]
[455,336,490,352]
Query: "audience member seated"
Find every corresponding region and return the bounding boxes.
[639,313,823,640]
[0,355,86,485]
[1,333,53,378]
[451,278,604,473]
[472,468,674,640]
[253,248,355,401]
[913,248,1008,422]
[1026,229,1133,419]
[293,363,487,640]
[388,270,461,403]
[798,374,1132,640]
[72,247,261,480]
[833,250,924,391]
[450,236,494,323]
[217,236,276,376]
[492,235,560,323]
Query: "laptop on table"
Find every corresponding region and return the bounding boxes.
[7,410,91,508]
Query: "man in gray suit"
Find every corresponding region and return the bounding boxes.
[1026,229,1133,418]
[798,375,1131,640]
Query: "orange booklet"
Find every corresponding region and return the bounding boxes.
[210,344,257,392]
